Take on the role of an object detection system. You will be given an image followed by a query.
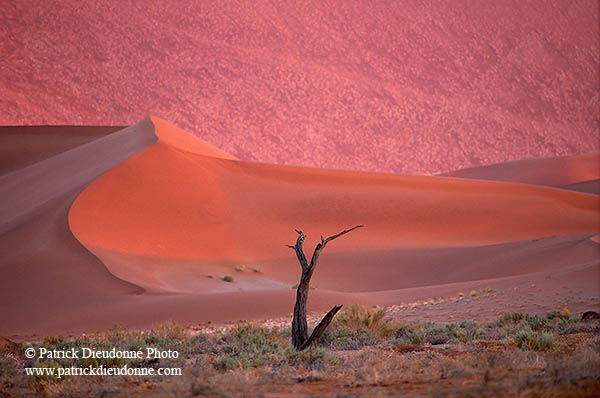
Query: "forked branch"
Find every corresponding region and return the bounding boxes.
[288,225,364,350]
[301,305,343,350]
[286,229,309,271]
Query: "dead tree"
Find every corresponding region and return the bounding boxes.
[286,225,363,350]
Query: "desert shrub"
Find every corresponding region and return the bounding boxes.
[491,312,558,340]
[503,312,527,324]
[459,320,477,329]
[402,329,426,345]
[546,310,572,322]
[514,327,538,350]
[0,357,16,377]
[210,324,334,371]
[457,327,487,343]
[213,356,239,372]
[526,315,549,331]
[335,305,394,337]
[321,326,380,350]
[278,326,292,339]
[536,332,555,351]
[211,324,286,371]
[322,305,394,349]
[421,324,453,345]
[426,322,487,344]
[514,327,555,351]
[393,323,426,345]
[43,335,65,347]
[284,346,333,367]
[223,275,234,282]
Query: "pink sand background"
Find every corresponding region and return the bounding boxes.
[1,0,598,174]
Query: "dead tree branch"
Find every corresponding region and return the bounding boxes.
[287,225,364,350]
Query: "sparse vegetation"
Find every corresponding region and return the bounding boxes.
[223,275,234,282]
[2,308,598,397]
[234,265,245,272]
[0,358,16,377]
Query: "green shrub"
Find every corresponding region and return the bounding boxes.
[212,324,285,371]
[514,327,555,351]
[223,275,234,282]
[459,320,477,329]
[503,312,527,324]
[536,332,555,351]
[0,358,16,377]
[393,324,426,345]
[526,315,548,331]
[213,356,238,371]
[335,305,393,337]
[284,346,331,366]
[320,305,395,349]
[515,327,537,350]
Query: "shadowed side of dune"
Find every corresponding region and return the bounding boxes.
[561,179,600,195]
[0,126,125,176]
[0,119,158,235]
[439,153,600,192]
[0,119,156,335]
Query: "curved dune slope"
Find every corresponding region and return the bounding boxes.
[440,153,600,193]
[0,120,157,334]
[69,118,599,298]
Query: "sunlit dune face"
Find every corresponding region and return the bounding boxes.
[68,120,599,264]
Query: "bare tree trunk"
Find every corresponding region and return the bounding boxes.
[286,225,363,350]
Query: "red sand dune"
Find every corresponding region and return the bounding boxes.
[1,1,598,174]
[440,153,600,194]
[1,118,599,336]
[69,117,597,261]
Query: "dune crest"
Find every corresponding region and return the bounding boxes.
[440,153,600,192]
[149,115,237,160]
[68,118,599,298]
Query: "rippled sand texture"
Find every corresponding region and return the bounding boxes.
[1,1,598,174]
